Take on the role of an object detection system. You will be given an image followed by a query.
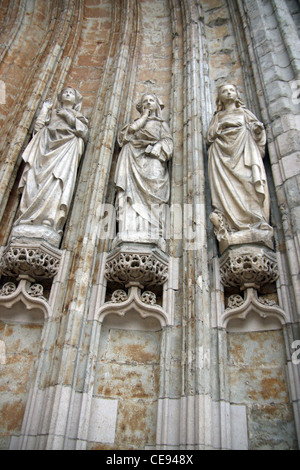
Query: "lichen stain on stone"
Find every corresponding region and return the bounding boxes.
[259,375,288,402]
[246,369,288,403]
[0,356,31,392]
[115,399,157,448]
[97,368,149,398]
[122,343,156,363]
[228,330,286,367]
[0,400,25,432]
[2,325,14,338]
[229,341,246,364]
[106,329,161,363]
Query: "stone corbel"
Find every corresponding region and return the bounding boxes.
[97,286,169,327]
[0,278,51,324]
[218,244,287,330]
[219,245,279,291]
[222,287,287,329]
[104,243,169,288]
[95,243,174,327]
[0,241,62,280]
[0,243,69,324]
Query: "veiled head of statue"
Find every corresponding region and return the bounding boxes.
[58,87,83,111]
[216,83,245,112]
[136,93,164,118]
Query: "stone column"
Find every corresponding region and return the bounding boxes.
[228,0,300,447]
[155,0,215,449]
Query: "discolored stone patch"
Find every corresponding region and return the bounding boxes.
[227,329,297,449]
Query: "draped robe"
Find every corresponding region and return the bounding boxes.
[115,116,173,237]
[15,109,88,235]
[207,108,271,233]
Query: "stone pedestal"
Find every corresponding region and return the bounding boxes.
[11,224,62,249]
[217,228,274,255]
[0,241,62,281]
[219,244,279,291]
[104,242,169,289]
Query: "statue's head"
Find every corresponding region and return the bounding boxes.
[216,83,245,112]
[136,93,164,118]
[58,87,83,111]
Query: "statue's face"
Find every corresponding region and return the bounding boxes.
[142,94,157,114]
[218,84,237,104]
[61,88,76,106]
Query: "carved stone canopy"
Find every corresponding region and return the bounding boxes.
[222,287,287,331]
[97,285,169,328]
[219,244,279,291]
[0,278,50,324]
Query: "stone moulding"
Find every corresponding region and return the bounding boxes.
[97,286,169,328]
[0,279,51,324]
[104,243,169,288]
[219,245,279,291]
[88,251,178,327]
[222,287,287,329]
[0,241,62,280]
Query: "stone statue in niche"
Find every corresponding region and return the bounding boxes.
[11,87,89,248]
[206,83,273,254]
[114,93,173,250]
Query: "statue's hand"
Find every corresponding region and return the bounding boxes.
[128,109,149,134]
[253,122,264,135]
[56,108,68,117]
[43,99,53,109]
[145,144,153,155]
[35,99,53,131]
[142,108,151,118]
[150,143,162,158]
[145,144,165,162]
[56,108,75,125]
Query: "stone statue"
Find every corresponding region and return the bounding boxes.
[114,93,173,248]
[12,87,89,247]
[206,83,273,253]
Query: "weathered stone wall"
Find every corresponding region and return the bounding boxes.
[0,323,42,449]
[228,329,297,449]
[0,0,299,451]
[90,326,161,450]
[202,0,244,96]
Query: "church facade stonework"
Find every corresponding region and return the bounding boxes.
[0,0,299,450]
